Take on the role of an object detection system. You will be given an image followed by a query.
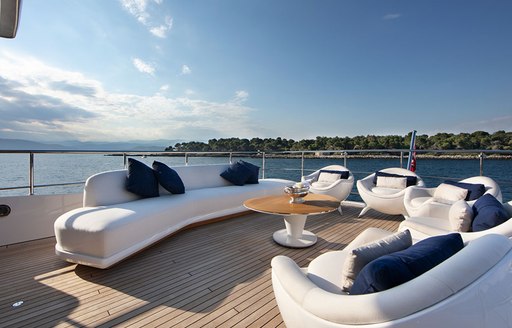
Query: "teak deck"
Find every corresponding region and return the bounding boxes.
[0,204,402,328]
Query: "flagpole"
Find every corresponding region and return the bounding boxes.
[407,130,417,171]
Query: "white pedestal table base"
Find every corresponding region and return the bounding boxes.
[272,214,317,248]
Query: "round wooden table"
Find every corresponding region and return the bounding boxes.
[243,193,339,248]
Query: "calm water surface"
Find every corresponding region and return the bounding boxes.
[1,154,511,201]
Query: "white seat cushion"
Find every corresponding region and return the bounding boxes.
[311,181,334,188]
[307,251,347,294]
[400,216,452,236]
[371,186,403,195]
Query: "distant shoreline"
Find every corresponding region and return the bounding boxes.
[115,153,512,160]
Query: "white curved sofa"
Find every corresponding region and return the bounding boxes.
[399,200,512,243]
[55,163,292,269]
[404,176,502,218]
[271,229,512,328]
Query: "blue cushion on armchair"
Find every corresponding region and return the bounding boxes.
[125,158,159,198]
[152,161,185,194]
[350,233,464,295]
[443,180,485,201]
[472,194,509,232]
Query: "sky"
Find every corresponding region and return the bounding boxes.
[0,0,511,144]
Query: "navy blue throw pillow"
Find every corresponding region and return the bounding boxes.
[152,161,185,194]
[472,194,509,232]
[220,162,253,186]
[319,169,350,179]
[351,233,463,295]
[239,160,260,184]
[125,158,159,198]
[373,171,417,187]
[443,180,485,201]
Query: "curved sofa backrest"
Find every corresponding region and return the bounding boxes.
[461,176,502,202]
[172,164,231,191]
[300,234,512,325]
[83,163,233,207]
[84,169,139,207]
[365,167,425,187]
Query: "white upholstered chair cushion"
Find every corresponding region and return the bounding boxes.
[375,176,407,189]
[433,183,468,204]
[449,200,473,232]
[341,229,412,291]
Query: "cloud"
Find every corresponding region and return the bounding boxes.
[120,0,150,24]
[120,0,173,38]
[181,64,191,75]
[132,58,155,75]
[234,90,249,102]
[456,115,512,133]
[150,16,173,38]
[159,84,169,91]
[0,51,258,142]
[382,13,401,20]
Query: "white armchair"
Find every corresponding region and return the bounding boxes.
[302,165,354,213]
[271,228,512,328]
[399,200,512,243]
[404,176,502,218]
[356,168,425,217]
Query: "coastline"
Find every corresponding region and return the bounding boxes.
[114,153,512,160]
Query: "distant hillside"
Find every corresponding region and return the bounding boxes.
[0,138,66,150]
[0,138,182,151]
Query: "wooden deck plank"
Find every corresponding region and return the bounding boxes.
[0,205,401,328]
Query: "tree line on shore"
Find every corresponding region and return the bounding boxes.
[165,130,512,152]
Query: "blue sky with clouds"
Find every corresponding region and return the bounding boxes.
[0,0,511,143]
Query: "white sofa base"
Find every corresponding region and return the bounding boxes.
[55,164,293,269]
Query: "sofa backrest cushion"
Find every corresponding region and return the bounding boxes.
[472,194,509,232]
[125,158,159,198]
[319,169,350,182]
[373,171,417,187]
[152,161,185,194]
[444,180,485,201]
[375,176,407,189]
[220,162,254,186]
[350,233,464,295]
[240,160,260,184]
[341,229,412,292]
[84,164,236,206]
[449,200,473,232]
[172,164,233,190]
[433,183,468,204]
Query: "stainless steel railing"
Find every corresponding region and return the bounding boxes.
[1,149,511,195]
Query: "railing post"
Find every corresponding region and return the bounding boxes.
[229,152,233,164]
[262,152,266,179]
[343,151,347,168]
[479,152,484,176]
[301,152,305,177]
[185,153,189,165]
[123,153,127,168]
[29,153,34,195]
[400,152,403,168]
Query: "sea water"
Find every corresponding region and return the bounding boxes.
[0,153,511,201]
